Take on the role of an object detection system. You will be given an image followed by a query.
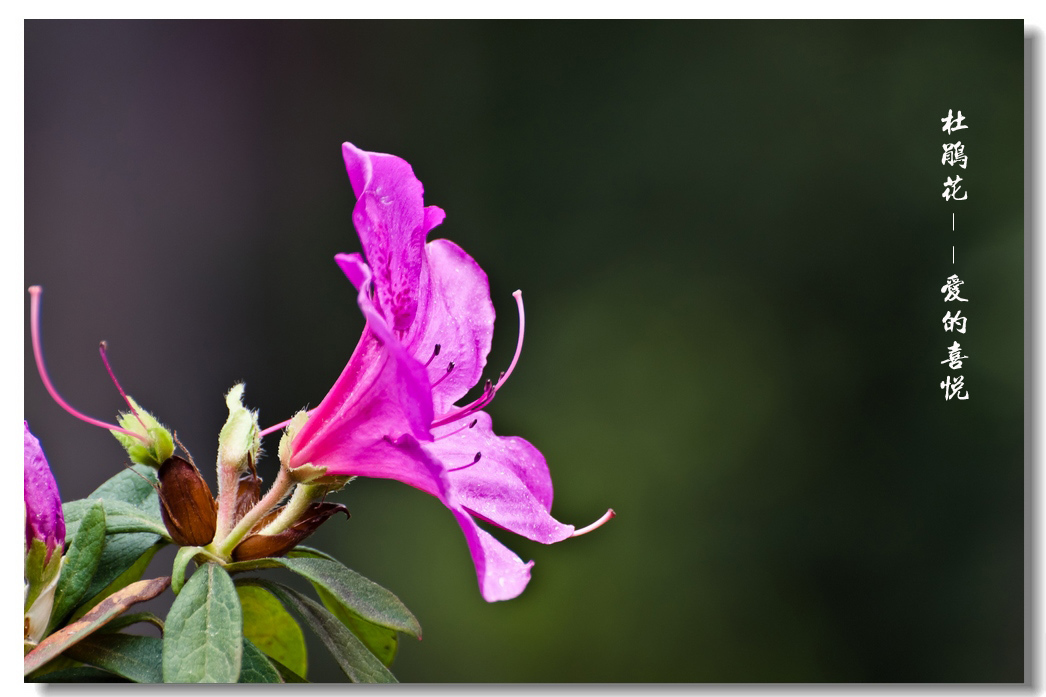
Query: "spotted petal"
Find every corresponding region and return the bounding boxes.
[403,238,496,415]
[343,142,445,333]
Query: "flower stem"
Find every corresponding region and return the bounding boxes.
[212,467,294,559]
[258,483,322,536]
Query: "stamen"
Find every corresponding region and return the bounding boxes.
[258,414,301,439]
[424,344,442,368]
[99,341,148,433]
[28,286,148,443]
[494,290,526,391]
[430,291,526,428]
[433,419,474,441]
[446,451,482,473]
[571,508,616,537]
[430,361,455,389]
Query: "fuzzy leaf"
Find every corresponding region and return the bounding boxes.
[49,502,107,629]
[268,656,310,683]
[73,536,163,620]
[63,498,168,540]
[98,611,164,634]
[237,584,307,678]
[239,639,282,683]
[23,576,171,676]
[162,564,242,683]
[28,666,127,682]
[224,555,419,638]
[65,633,163,684]
[89,464,161,514]
[315,584,399,666]
[238,578,396,684]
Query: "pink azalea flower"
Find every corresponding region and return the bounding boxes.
[286,143,612,601]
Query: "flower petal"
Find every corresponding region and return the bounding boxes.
[342,142,445,332]
[449,506,534,602]
[407,239,496,414]
[428,412,573,544]
[290,255,434,470]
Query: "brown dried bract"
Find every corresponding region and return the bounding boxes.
[232,502,349,561]
[158,456,218,546]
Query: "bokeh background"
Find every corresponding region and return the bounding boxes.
[24,21,1024,682]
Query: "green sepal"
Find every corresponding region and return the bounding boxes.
[277,411,309,468]
[49,502,107,631]
[24,536,63,611]
[109,397,174,467]
[162,563,243,683]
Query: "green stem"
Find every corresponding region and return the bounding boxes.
[172,546,228,594]
[212,467,294,559]
[258,482,323,535]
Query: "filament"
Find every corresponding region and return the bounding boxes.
[99,341,148,432]
[28,286,148,443]
[571,508,616,537]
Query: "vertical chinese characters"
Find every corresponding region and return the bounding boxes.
[939,109,970,401]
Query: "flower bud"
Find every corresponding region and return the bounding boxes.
[157,456,218,547]
[231,502,348,561]
[110,397,175,468]
[218,383,260,476]
[24,421,65,644]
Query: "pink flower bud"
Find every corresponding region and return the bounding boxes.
[24,421,64,565]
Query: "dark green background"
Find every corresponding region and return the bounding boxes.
[24,21,1024,681]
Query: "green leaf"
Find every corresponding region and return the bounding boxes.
[238,579,396,684]
[315,584,399,666]
[64,498,168,539]
[28,666,128,682]
[98,611,164,634]
[65,633,163,683]
[72,536,163,621]
[225,555,420,638]
[237,584,308,678]
[239,639,282,683]
[287,545,339,561]
[89,464,161,515]
[50,502,107,629]
[24,576,171,677]
[162,563,242,683]
[267,656,310,683]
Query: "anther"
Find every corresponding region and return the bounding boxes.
[424,343,442,367]
[430,291,527,429]
[431,361,456,389]
[469,419,477,428]
[446,451,483,473]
